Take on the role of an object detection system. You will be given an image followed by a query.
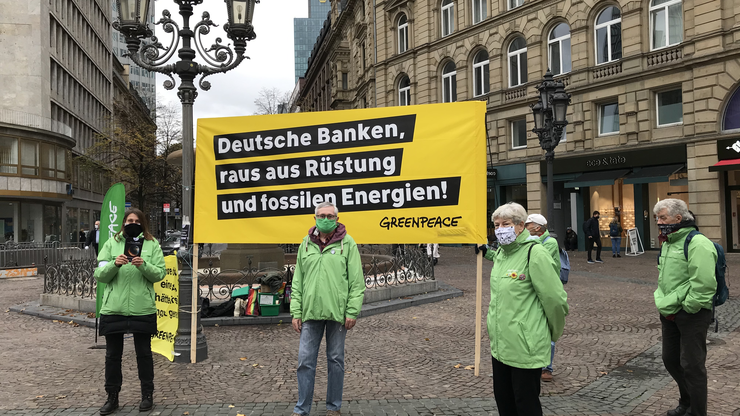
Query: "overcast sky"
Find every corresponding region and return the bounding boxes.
[154,0,308,127]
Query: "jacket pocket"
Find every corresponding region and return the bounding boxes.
[517,321,531,356]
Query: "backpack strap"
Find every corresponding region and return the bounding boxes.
[526,243,535,263]
[543,236,551,243]
[683,230,700,261]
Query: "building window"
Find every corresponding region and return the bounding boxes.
[0,137,18,174]
[508,37,528,88]
[20,141,38,176]
[651,0,682,50]
[511,119,527,149]
[441,0,454,37]
[442,62,457,103]
[342,72,348,90]
[599,102,620,135]
[399,75,411,106]
[723,86,740,132]
[473,50,489,97]
[509,0,523,10]
[595,6,622,64]
[657,89,683,126]
[472,0,486,24]
[398,14,409,53]
[548,23,571,76]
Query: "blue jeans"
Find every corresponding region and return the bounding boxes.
[611,237,621,255]
[543,341,555,373]
[293,320,347,415]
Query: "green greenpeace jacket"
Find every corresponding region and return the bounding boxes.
[655,226,717,316]
[290,229,365,323]
[94,234,166,316]
[484,230,569,368]
[539,230,560,275]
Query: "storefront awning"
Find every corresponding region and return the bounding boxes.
[623,164,685,184]
[564,169,631,188]
[709,159,740,172]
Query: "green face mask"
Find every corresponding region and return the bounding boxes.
[315,218,338,234]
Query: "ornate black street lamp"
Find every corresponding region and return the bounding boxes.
[113,0,259,363]
[531,70,571,233]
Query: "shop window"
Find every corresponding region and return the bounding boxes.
[657,89,683,126]
[548,23,571,76]
[0,202,15,243]
[595,6,622,65]
[441,0,454,37]
[509,0,523,11]
[398,14,409,53]
[442,61,457,103]
[508,37,528,88]
[511,118,527,149]
[472,0,486,24]
[0,136,18,174]
[599,102,620,135]
[473,50,490,97]
[399,75,411,106]
[650,0,682,50]
[66,207,78,243]
[722,86,740,132]
[45,205,62,243]
[20,203,43,243]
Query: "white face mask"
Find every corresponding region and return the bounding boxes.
[94,224,99,230]
[495,226,517,245]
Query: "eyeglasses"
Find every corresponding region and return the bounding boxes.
[316,214,337,220]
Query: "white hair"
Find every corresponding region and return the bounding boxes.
[653,198,693,221]
[492,202,528,225]
[315,201,339,216]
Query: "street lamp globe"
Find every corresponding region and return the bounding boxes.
[551,85,571,126]
[115,0,151,37]
[531,101,545,131]
[225,0,258,41]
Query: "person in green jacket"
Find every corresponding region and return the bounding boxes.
[475,202,568,416]
[654,199,716,416]
[524,213,560,383]
[94,208,166,415]
[290,202,365,416]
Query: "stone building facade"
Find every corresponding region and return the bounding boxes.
[299,0,740,251]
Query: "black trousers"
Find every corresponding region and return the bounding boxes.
[104,333,154,395]
[491,356,542,416]
[660,308,712,416]
[587,237,602,261]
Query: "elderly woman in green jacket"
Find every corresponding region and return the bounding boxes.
[94,208,166,415]
[479,202,569,416]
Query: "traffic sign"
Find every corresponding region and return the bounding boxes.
[163,203,170,213]
[125,202,132,208]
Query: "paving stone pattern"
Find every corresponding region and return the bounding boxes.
[1,248,739,415]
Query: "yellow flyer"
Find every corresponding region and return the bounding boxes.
[151,255,179,361]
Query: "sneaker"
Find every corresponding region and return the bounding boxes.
[613,254,616,258]
[595,259,604,263]
[541,370,553,382]
[666,404,689,416]
[587,260,595,264]
[617,254,622,258]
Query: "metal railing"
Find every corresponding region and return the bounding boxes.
[1,242,96,272]
[43,257,98,298]
[0,108,73,137]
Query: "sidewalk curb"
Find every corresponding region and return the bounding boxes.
[9,281,464,328]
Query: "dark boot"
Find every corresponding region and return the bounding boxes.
[99,392,119,415]
[667,404,689,416]
[139,393,153,412]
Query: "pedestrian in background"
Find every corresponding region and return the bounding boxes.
[85,220,101,254]
[94,208,166,415]
[476,202,569,416]
[584,211,603,264]
[291,202,366,416]
[654,199,716,416]
[609,218,622,258]
[565,227,578,251]
[426,243,440,265]
[524,213,560,383]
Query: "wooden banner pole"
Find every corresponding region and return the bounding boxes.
[474,251,483,376]
[190,244,199,364]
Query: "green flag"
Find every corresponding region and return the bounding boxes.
[96,183,126,316]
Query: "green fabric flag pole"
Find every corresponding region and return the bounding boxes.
[96,183,126,317]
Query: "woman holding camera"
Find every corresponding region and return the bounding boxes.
[94,208,166,414]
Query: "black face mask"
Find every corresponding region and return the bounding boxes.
[124,223,143,238]
[658,222,682,236]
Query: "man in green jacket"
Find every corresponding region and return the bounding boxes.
[525,213,560,383]
[291,202,365,416]
[654,199,717,416]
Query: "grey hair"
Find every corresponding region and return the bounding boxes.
[653,198,693,221]
[492,202,528,225]
[315,201,339,216]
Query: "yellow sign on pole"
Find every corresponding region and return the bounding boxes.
[151,255,179,362]
[194,102,487,244]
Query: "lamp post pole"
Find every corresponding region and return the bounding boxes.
[531,70,571,233]
[113,0,258,363]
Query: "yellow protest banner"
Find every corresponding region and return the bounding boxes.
[194,102,487,244]
[151,255,179,361]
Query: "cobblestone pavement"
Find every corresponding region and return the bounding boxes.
[1,247,739,415]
